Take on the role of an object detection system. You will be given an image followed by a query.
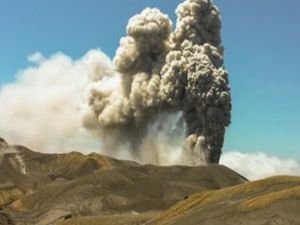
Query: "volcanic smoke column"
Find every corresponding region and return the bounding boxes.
[83,0,231,165]
[171,0,231,164]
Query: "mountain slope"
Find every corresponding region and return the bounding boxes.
[148,176,300,225]
[0,138,246,225]
[1,138,300,225]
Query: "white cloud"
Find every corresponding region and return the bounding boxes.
[27,52,46,64]
[220,151,300,180]
[0,49,113,153]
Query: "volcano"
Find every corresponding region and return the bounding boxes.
[0,138,299,225]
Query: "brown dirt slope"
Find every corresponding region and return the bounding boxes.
[1,138,300,225]
[0,138,246,225]
[148,176,300,225]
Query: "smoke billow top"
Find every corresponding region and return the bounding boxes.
[82,0,231,165]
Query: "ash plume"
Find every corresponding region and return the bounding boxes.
[83,0,231,165]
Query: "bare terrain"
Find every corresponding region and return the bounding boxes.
[0,138,299,225]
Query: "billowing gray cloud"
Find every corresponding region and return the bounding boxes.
[1,0,231,166]
[83,0,231,165]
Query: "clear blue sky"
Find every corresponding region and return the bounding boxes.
[0,0,299,158]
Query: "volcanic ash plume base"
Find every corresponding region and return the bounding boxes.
[83,0,231,166]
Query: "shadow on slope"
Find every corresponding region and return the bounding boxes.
[149,176,300,225]
[0,138,246,225]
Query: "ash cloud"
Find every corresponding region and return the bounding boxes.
[0,0,298,179]
[0,0,231,166]
[0,50,109,153]
[83,0,231,165]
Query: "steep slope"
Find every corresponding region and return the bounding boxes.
[0,138,246,225]
[2,138,299,225]
[148,176,300,225]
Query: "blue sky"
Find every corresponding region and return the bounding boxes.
[0,0,299,159]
